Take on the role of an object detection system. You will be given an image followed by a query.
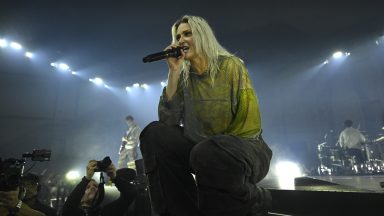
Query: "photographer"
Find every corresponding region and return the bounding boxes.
[62,159,137,216]
[0,187,45,216]
[22,173,56,216]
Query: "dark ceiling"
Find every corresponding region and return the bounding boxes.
[1,0,383,85]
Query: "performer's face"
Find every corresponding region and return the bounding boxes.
[176,23,196,60]
[126,119,133,127]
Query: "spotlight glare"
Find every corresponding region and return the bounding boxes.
[93,77,103,85]
[0,39,7,48]
[65,170,80,181]
[58,63,70,71]
[133,83,140,88]
[10,42,22,50]
[323,60,329,65]
[50,62,56,67]
[25,52,33,58]
[141,83,149,89]
[71,71,77,75]
[276,161,302,178]
[345,52,351,56]
[104,84,109,88]
[125,86,131,91]
[332,51,343,59]
[160,81,167,87]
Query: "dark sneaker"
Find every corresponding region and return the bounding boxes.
[247,186,272,216]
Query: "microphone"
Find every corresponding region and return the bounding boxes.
[142,46,187,63]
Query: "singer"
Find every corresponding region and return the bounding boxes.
[140,15,272,216]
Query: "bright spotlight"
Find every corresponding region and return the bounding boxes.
[58,63,70,71]
[323,60,329,65]
[160,81,167,87]
[276,161,302,178]
[141,83,149,89]
[332,51,343,59]
[10,42,22,50]
[345,52,351,56]
[71,71,77,75]
[93,77,104,85]
[125,86,131,91]
[376,36,384,45]
[25,52,33,58]
[0,39,7,48]
[65,170,80,181]
[50,62,56,67]
[104,84,109,88]
[133,83,140,88]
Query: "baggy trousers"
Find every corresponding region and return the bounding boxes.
[140,121,272,216]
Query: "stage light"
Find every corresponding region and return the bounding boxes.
[345,52,351,56]
[93,77,104,85]
[323,60,329,65]
[332,51,343,59]
[275,161,303,190]
[50,62,56,67]
[160,81,167,87]
[25,52,33,58]
[65,170,80,181]
[376,35,384,45]
[133,83,140,88]
[58,63,70,71]
[0,39,7,48]
[10,42,22,50]
[276,161,302,178]
[382,126,384,130]
[141,83,149,89]
[125,86,131,91]
[71,71,77,75]
[104,84,109,88]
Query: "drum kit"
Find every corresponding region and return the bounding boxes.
[317,134,384,175]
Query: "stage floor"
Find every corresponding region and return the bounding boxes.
[259,174,384,193]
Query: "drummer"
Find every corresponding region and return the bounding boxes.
[337,120,367,166]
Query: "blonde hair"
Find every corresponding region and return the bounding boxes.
[171,15,233,86]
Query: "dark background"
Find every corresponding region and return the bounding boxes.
[1,0,383,175]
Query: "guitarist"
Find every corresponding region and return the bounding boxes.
[118,116,144,176]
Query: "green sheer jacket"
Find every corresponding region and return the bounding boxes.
[158,56,261,143]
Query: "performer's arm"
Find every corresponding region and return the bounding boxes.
[224,57,261,139]
[158,43,185,126]
[158,83,184,126]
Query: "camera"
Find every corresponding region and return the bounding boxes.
[22,149,51,162]
[95,156,112,172]
[0,149,51,191]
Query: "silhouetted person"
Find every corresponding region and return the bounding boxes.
[22,173,57,216]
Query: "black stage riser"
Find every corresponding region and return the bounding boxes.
[270,189,384,215]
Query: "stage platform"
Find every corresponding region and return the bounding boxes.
[260,175,384,215]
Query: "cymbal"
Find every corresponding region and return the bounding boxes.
[373,136,384,142]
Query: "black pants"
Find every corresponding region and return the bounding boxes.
[140,121,272,216]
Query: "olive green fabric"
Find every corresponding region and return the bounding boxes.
[158,56,261,143]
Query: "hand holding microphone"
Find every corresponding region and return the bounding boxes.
[142,45,188,63]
